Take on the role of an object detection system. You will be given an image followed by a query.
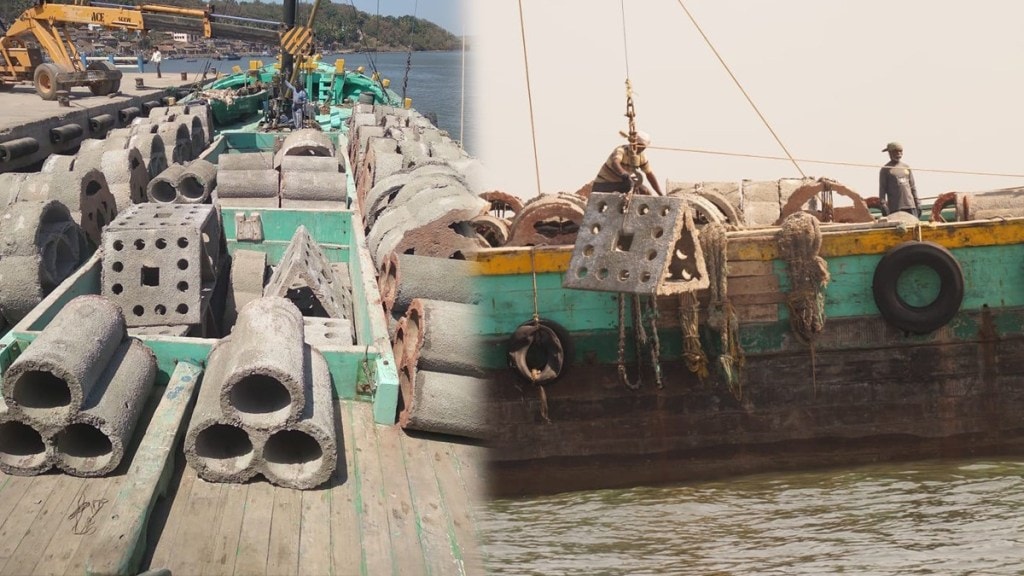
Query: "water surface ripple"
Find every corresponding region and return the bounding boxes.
[480,460,1024,575]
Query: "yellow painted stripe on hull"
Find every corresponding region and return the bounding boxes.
[472,218,1024,276]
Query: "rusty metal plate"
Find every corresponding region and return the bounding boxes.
[563,192,709,295]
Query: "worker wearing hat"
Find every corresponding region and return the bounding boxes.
[878,141,920,217]
[592,130,664,196]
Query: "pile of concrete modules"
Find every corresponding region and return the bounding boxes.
[391,298,490,440]
[184,297,337,489]
[349,104,489,264]
[472,191,523,248]
[0,295,157,476]
[665,178,875,228]
[134,103,214,167]
[1,164,116,247]
[147,159,217,204]
[0,200,90,330]
[101,203,224,338]
[503,191,589,247]
[215,129,347,208]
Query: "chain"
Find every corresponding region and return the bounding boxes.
[617,293,640,390]
[646,296,663,388]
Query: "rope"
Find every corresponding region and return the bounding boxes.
[675,0,802,177]
[649,145,1024,181]
[678,291,709,380]
[701,222,744,398]
[527,248,550,422]
[779,212,831,342]
[673,0,804,178]
[620,0,631,79]
[516,0,543,196]
[400,0,418,102]
[645,296,663,388]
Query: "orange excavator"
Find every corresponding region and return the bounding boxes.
[0,0,308,100]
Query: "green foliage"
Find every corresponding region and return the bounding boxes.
[0,1,458,51]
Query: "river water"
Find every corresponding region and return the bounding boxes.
[157,50,476,153]
[479,459,1024,575]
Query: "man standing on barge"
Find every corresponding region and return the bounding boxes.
[879,141,920,217]
[593,130,664,196]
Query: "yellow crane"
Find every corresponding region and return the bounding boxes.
[0,0,311,100]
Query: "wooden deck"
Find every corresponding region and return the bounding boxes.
[0,399,486,576]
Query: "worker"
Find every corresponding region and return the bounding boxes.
[150,48,162,79]
[592,130,663,196]
[284,78,307,128]
[878,141,920,217]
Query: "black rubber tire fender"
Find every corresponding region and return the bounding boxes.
[507,319,570,384]
[872,240,964,333]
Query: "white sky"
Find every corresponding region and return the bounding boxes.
[258,0,464,35]
[470,1,1024,201]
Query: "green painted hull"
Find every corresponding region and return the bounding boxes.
[476,219,1024,496]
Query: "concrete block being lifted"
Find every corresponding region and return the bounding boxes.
[564,192,710,295]
[265,226,352,320]
[3,295,127,427]
[101,203,221,327]
[261,346,336,489]
[55,338,156,477]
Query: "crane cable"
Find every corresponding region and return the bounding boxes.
[400,0,418,103]
[674,0,806,179]
[516,0,542,197]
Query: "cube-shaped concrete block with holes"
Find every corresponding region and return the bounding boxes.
[101,204,221,327]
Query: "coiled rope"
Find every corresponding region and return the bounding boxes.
[702,222,744,398]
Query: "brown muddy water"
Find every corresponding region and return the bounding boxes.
[478,459,1024,575]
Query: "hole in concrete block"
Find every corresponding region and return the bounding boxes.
[134,239,146,250]
[614,231,634,252]
[229,374,292,425]
[156,238,167,249]
[618,270,630,281]
[195,424,253,475]
[641,271,652,283]
[112,261,124,272]
[598,201,608,213]
[133,305,144,316]
[179,176,204,200]
[646,249,658,261]
[652,227,664,239]
[176,304,189,314]
[576,267,588,279]
[56,423,113,473]
[149,181,176,203]
[638,204,650,216]
[85,181,102,196]
[112,283,124,294]
[141,266,160,287]
[177,259,189,270]
[155,304,167,315]
[177,281,189,292]
[112,240,124,251]
[11,369,71,421]
[324,332,339,339]
[583,245,594,257]
[178,237,189,248]
[591,224,601,235]
[0,422,47,470]
[264,429,323,480]
[154,211,173,219]
[597,268,609,280]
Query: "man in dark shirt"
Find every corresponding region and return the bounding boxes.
[878,141,920,217]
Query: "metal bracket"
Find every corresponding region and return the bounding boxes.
[563,192,709,295]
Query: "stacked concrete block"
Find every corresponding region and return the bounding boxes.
[265,226,353,322]
[223,249,267,332]
[101,204,222,329]
[147,160,216,204]
[0,200,89,326]
[0,296,156,476]
[184,297,337,489]
[13,168,117,246]
[279,154,345,208]
[347,106,490,265]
